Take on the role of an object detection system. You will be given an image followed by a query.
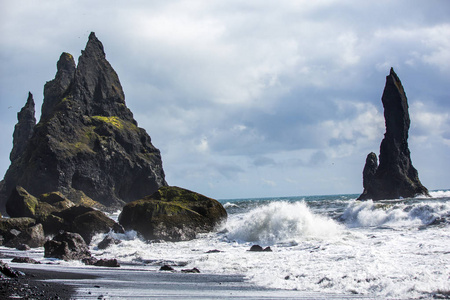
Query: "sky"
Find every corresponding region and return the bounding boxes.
[1,1,449,200]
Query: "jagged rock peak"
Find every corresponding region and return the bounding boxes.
[83,32,105,58]
[41,52,76,120]
[0,33,167,214]
[10,92,36,162]
[358,68,429,200]
[382,67,410,141]
[74,32,130,120]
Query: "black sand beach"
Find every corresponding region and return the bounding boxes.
[2,262,363,299]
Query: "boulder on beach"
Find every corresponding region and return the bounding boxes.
[0,217,45,248]
[4,223,46,248]
[0,32,167,214]
[1,186,120,244]
[119,186,227,241]
[5,186,39,218]
[358,68,429,200]
[45,205,123,244]
[44,232,91,260]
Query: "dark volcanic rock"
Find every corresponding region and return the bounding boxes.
[83,257,120,267]
[11,257,40,264]
[248,245,272,252]
[0,260,22,278]
[119,186,227,241]
[97,235,121,249]
[358,68,429,200]
[0,217,38,247]
[10,92,36,162]
[44,232,91,260]
[6,186,39,218]
[43,205,121,244]
[0,32,167,214]
[4,223,46,248]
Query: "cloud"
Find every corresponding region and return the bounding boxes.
[1,0,449,198]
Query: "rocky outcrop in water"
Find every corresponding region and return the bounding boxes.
[358,68,429,200]
[119,186,227,241]
[0,32,167,214]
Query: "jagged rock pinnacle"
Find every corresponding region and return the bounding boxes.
[10,92,36,162]
[358,68,429,200]
[0,33,167,214]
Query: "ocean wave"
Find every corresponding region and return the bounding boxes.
[223,202,239,208]
[224,201,341,244]
[423,190,450,199]
[340,200,450,228]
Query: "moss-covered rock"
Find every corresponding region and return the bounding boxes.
[48,205,123,244]
[72,210,118,244]
[5,186,39,218]
[0,33,167,214]
[118,186,227,241]
[0,217,44,248]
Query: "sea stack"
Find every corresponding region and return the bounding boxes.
[0,32,167,214]
[358,68,429,200]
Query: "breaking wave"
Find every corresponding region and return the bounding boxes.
[224,201,341,244]
[340,200,450,228]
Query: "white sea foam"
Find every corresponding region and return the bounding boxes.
[223,202,239,208]
[341,200,450,228]
[4,195,449,299]
[426,190,450,198]
[224,201,341,245]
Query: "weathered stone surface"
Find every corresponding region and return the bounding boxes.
[12,257,40,264]
[97,235,121,249]
[248,245,272,252]
[72,210,118,244]
[5,186,39,218]
[10,92,36,162]
[0,260,22,278]
[44,232,91,260]
[46,205,121,244]
[0,32,167,214]
[5,223,46,248]
[358,68,429,200]
[119,186,227,241]
[83,257,120,267]
[0,217,36,246]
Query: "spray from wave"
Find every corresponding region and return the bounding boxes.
[340,200,450,228]
[224,201,341,244]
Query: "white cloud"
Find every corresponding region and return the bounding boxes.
[1,0,449,198]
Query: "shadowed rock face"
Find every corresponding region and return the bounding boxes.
[10,92,36,162]
[119,186,228,241]
[358,68,429,200]
[0,32,167,213]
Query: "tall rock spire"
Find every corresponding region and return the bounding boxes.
[10,92,36,162]
[41,52,76,120]
[0,32,167,214]
[358,68,429,200]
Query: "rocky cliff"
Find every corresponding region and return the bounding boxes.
[0,32,167,213]
[10,92,36,162]
[358,68,429,200]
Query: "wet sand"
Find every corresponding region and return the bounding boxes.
[9,263,362,299]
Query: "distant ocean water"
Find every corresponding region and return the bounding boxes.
[3,190,450,298]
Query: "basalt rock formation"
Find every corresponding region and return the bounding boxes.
[119,186,227,241]
[358,68,429,200]
[10,92,36,162]
[0,32,167,214]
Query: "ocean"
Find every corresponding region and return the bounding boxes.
[2,190,450,298]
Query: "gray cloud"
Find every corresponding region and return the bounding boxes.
[1,0,449,198]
